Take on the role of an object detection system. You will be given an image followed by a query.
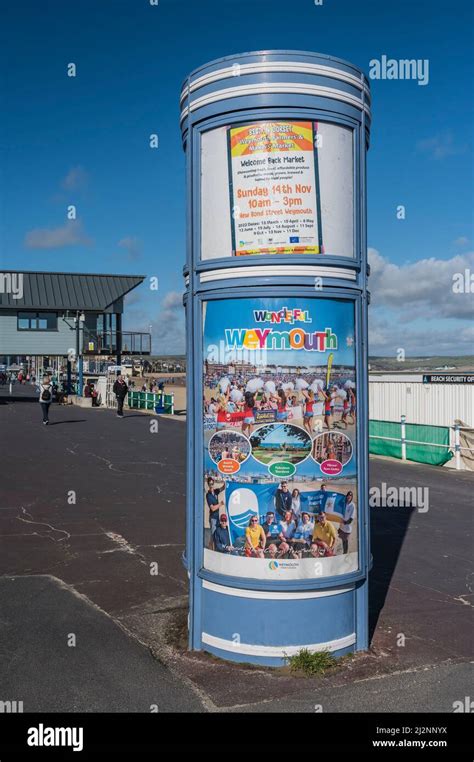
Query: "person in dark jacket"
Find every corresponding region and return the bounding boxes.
[113,375,128,417]
[213,514,234,553]
[206,477,225,543]
[261,511,282,544]
[274,481,292,519]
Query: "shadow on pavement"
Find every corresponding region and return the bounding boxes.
[368,501,415,644]
[118,414,157,419]
[47,419,87,425]
[0,394,38,402]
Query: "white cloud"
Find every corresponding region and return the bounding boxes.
[153,291,184,353]
[453,236,469,247]
[368,248,474,320]
[24,220,91,249]
[161,291,182,310]
[369,321,474,355]
[118,236,142,260]
[61,165,89,191]
[416,132,466,160]
[153,325,185,355]
[124,290,185,354]
[459,325,474,342]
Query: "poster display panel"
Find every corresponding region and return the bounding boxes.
[200,120,354,260]
[229,121,322,255]
[203,296,358,580]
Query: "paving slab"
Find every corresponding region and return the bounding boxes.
[0,575,203,712]
[233,662,474,713]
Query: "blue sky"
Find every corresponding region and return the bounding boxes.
[0,0,472,355]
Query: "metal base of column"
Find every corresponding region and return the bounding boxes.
[199,579,361,667]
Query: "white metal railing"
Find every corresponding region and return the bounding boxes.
[369,415,474,470]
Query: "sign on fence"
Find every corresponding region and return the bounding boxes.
[423,374,474,384]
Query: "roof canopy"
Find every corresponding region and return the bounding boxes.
[0,271,145,311]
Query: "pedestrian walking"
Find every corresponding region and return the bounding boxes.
[39,375,53,425]
[113,374,128,418]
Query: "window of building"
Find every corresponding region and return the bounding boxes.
[17,312,58,331]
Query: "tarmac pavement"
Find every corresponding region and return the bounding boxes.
[0,575,202,712]
[0,395,472,712]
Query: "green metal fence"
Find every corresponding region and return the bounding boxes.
[369,418,452,466]
[127,391,175,414]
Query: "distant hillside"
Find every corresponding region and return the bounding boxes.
[144,355,474,374]
[369,356,474,372]
[149,355,186,363]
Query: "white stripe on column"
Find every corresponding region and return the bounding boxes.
[199,265,357,282]
[181,82,371,123]
[180,62,370,104]
[203,580,354,600]
[202,631,356,657]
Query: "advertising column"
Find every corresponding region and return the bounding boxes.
[181,50,371,666]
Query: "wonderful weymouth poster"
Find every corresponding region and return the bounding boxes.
[203,296,358,580]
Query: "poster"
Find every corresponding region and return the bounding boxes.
[203,297,358,580]
[229,121,322,256]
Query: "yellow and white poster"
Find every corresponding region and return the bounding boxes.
[229,121,322,256]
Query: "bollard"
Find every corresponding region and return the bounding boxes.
[454,422,461,471]
[181,50,372,666]
[401,414,407,461]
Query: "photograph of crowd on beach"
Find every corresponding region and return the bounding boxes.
[208,430,251,474]
[202,296,358,580]
[203,472,358,580]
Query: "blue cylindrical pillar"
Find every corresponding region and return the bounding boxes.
[181,50,371,666]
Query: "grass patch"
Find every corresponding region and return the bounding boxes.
[285,648,337,676]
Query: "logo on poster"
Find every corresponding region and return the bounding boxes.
[225,326,337,352]
[320,459,343,475]
[228,488,259,529]
[254,306,311,324]
[218,458,240,475]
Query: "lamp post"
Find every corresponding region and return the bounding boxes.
[74,311,85,396]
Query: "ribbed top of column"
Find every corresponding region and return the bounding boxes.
[180,50,371,145]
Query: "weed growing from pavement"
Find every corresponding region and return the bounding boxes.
[286,648,338,675]
[164,610,355,675]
